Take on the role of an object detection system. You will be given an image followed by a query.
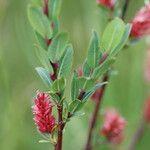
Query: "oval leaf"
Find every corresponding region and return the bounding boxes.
[58,44,73,78]
[71,72,79,101]
[92,58,115,80]
[28,4,52,38]
[35,45,53,73]
[36,67,52,87]
[110,24,132,56]
[50,78,66,93]
[48,0,62,20]
[87,31,101,68]
[48,32,69,62]
[101,18,125,52]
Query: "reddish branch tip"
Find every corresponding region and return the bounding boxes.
[130,3,150,38]
[50,62,59,81]
[32,92,56,133]
[144,96,150,122]
[77,65,83,77]
[100,109,126,145]
[46,38,52,46]
[45,22,55,46]
[43,0,49,16]
[96,0,116,10]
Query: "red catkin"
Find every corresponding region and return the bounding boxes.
[96,0,116,10]
[100,109,126,145]
[130,3,150,38]
[32,92,56,134]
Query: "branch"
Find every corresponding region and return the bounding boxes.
[84,75,108,150]
[84,1,130,149]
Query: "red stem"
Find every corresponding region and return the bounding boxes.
[85,75,108,150]
[56,105,64,150]
[84,1,130,149]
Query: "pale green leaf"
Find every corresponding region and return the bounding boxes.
[101,18,125,52]
[35,45,53,73]
[68,99,81,113]
[28,4,52,38]
[110,24,131,56]
[78,77,95,91]
[39,140,49,143]
[83,61,92,77]
[87,31,101,68]
[58,44,73,78]
[82,82,108,102]
[50,92,61,103]
[50,78,66,93]
[71,72,79,101]
[92,58,115,80]
[36,67,52,87]
[30,0,42,7]
[48,0,62,20]
[35,32,47,50]
[48,32,68,62]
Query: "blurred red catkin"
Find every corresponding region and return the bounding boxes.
[144,96,150,122]
[144,47,150,82]
[100,109,126,144]
[96,0,116,10]
[32,92,56,134]
[130,3,150,38]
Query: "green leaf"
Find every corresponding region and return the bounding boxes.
[83,61,92,77]
[58,44,73,78]
[35,32,47,50]
[28,4,52,38]
[110,24,131,56]
[35,45,53,73]
[50,92,61,103]
[52,18,59,36]
[82,90,95,102]
[63,100,69,111]
[48,32,69,62]
[48,0,62,20]
[101,18,125,52]
[39,140,49,143]
[95,82,108,89]
[78,78,95,91]
[72,112,85,117]
[87,31,101,68]
[82,82,108,102]
[71,72,79,101]
[92,58,115,80]
[68,99,81,113]
[30,0,42,7]
[36,67,52,87]
[74,101,85,112]
[50,78,66,93]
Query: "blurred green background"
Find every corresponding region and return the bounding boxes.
[0,0,150,150]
